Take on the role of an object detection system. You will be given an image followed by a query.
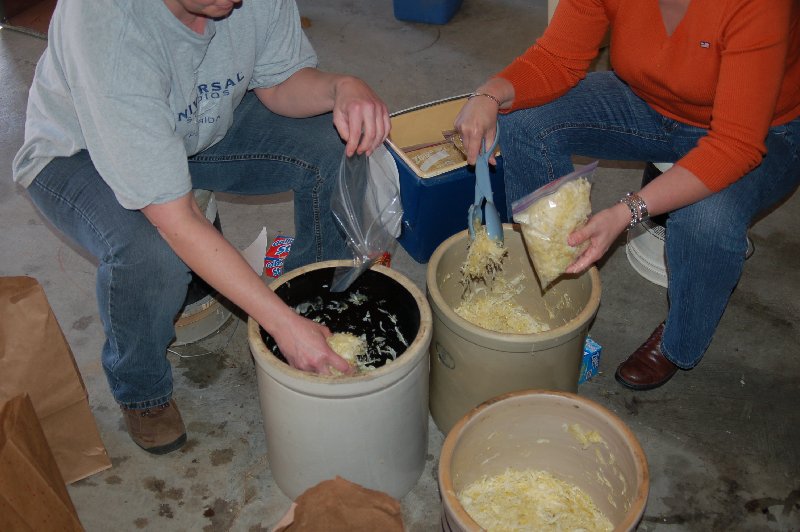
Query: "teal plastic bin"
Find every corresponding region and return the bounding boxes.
[393,0,464,24]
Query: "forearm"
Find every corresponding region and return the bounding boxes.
[253,67,341,117]
[638,164,712,218]
[566,165,714,274]
[141,195,295,338]
[254,67,389,157]
[604,165,712,234]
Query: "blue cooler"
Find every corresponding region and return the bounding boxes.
[385,96,508,263]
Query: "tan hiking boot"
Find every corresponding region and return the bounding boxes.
[122,399,187,455]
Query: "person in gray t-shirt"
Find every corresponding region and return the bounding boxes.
[13,0,391,454]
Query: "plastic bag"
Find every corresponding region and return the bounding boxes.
[330,146,403,292]
[511,161,597,289]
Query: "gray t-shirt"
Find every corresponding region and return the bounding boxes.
[13,0,317,209]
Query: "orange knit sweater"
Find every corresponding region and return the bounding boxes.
[497,0,800,191]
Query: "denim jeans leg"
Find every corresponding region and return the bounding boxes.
[27,151,191,409]
[662,119,800,368]
[497,71,677,211]
[188,92,349,271]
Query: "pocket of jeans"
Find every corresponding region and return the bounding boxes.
[771,124,789,139]
[659,115,680,134]
[770,122,800,165]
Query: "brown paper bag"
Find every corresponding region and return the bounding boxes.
[273,476,404,532]
[0,276,111,483]
[0,393,84,531]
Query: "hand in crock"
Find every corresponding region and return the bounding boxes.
[564,203,631,274]
[271,312,355,376]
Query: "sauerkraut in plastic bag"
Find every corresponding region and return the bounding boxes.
[512,162,597,289]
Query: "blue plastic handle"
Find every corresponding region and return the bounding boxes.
[469,126,503,242]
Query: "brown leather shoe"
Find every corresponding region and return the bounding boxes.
[122,399,187,455]
[615,323,678,390]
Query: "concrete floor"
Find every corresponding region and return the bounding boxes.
[2,1,799,530]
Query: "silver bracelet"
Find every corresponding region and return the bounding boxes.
[467,92,502,107]
[619,192,650,229]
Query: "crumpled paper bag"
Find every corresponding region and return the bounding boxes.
[272,476,404,531]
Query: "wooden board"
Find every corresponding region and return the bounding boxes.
[1,0,56,37]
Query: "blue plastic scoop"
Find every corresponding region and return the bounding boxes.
[467,126,503,242]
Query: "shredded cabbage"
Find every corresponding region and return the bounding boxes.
[455,274,549,334]
[455,227,549,334]
[460,225,508,288]
[326,333,367,367]
[458,468,613,532]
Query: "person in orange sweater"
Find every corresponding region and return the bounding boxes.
[455,0,800,390]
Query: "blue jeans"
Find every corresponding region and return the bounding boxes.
[498,71,800,368]
[27,92,349,408]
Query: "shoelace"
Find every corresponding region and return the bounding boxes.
[138,403,169,417]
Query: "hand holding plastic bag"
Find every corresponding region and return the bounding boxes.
[330,146,403,292]
[512,162,597,289]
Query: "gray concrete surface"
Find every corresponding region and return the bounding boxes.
[1,1,798,530]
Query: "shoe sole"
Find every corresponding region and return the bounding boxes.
[136,432,188,455]
[614,370,672,391]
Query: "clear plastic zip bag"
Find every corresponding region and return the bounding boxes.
[511,161,597,289]
[330,146,403,292]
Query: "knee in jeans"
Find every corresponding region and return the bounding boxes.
[669,205,748,254]
[498,104,564,140]
[112,230,189,285]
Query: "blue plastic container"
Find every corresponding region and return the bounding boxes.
[385,96,508,264]
[393,0,464,25]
